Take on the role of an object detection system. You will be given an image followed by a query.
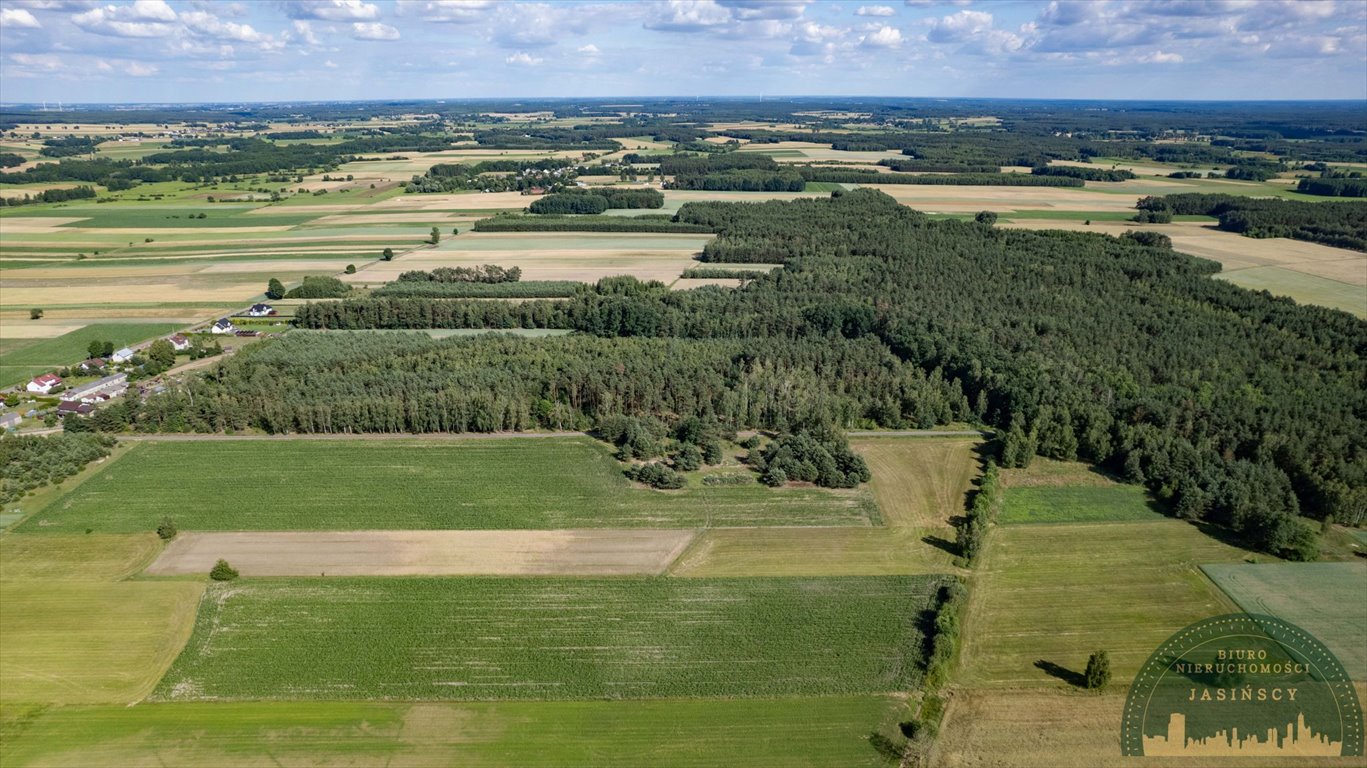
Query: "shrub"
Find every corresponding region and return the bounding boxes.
[209,559,239,581]
[156,517,177,541]
[673,443,702,472]
[344,264,356,274]
[1085,650,1111,690]
[626,462,685,489]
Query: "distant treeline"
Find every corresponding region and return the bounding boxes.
[528,188,664,214]
[405,158,576,194]
[680,267,772,280]
[472,214,711,233]
[1138,194,1367,250]
[795,167,1083,187]
[395,265,522,284]
[473,121,703,150]
[1031,165,1136,182]
[371,281,579,299]
[878,160,1000,173]
[1296,176,1367,198]
[0,185,98,207]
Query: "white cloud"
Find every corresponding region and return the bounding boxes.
[855,5,895,17]
[181,11,282,50]
[578,43,601,55]
[1137,49,1184,63]
[927,10,993,43]
[505,50,542,66]
[645,0,731,32]
[8,52,65,72]
[717,0,810,21]
[861,24,902,47]
[286,0,380,21]
[71,0,177,37]
[395,0,491,22]
[291,19,320,45]
[0,8,42,28]
[123,60,158,75]
[323,58,339,68]
[351,21,399,40]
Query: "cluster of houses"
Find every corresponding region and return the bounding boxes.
[5,332,198,432]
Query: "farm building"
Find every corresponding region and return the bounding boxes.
[211,318,236,334]
[111,347,135,363]
[168,334,191,351]
[78,358,107,372]
[56,401,94,417]
[246,303,276,317]
[61,373,128,403]
[0,412,19,430]
[26,374,61,394]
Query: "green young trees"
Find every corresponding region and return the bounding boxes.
[266,278,285,300]
[1085,650,1111,690]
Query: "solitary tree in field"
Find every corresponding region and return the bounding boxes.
[430,227,441,245]
[382,247,394,261]
[345,264,356,274]
[266,278,285,300]
[975,210,998,226]
[1085,650,1111,690]
[210,559,239,581]
[156,517,177,541]
[29,308,43,320]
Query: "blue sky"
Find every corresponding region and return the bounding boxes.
[0,0,1363,103]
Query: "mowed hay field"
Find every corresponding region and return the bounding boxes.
[20,437,876,532]
[672,436,978,576]
[0,696,906,768]
[1202,562,1367,679]
[154,576,943,701]
[0,534,203,706]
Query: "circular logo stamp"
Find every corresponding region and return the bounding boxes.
[1122,613,1362,757]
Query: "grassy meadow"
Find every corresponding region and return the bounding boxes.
[0,322,182,387]
[20,437,877,532]
[155,575,942,701]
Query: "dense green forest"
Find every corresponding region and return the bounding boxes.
[1137,194,1367,250]
[0,433,116,504]
[127,190,1364,559]
[797,167,1083,187]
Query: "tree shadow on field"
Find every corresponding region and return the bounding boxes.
[867,731,905,762]
[922,534,959,557]
[1035,659,1087,688]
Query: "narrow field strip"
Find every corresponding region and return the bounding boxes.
[145,529,698,577]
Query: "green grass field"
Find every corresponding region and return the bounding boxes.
[0,322,182,387]
[0,696,906,768]
[1202,562,1367,680]
[155,575,941,701]
[959,519,1254,689]
[999,485,1164,524]
[1216,265,1366,319]
[22,438,876,532]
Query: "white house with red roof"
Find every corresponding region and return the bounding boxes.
[27,373,62,394]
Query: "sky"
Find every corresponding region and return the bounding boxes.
[0,0,1364,104]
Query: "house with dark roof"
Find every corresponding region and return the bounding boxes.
[246,303,276,317]
[78,358,107,372]
[168,334,191,351]
[56,401,94,417]
[211,318,236,334]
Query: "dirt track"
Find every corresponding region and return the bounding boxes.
[145,529,697,576]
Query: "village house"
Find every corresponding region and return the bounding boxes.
[211,318,236,334]
[78,358,107,373]
[246,303,275,317]
[61,373,128,403]
[26,373,62,394]
[111,347,136,363]
[168,334,191,352]
[56,401,94,417]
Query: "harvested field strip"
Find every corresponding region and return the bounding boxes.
[0,534,163,582]
[154,575,944,701]
[24,437,876,532]
[1202,562,1367,679]
[145,529,698,576]
[0,696,904,768]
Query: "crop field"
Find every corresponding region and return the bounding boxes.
[154,575,942,701]
[0,322,182,387]
[1202,562,1367,679]
[0,696,906,768]
[145,529,698,577]
[998,485,1162,524]
[671,436,979,576]
[0,533,162,581]
[958,519,1252,688]
[22,437,877,532]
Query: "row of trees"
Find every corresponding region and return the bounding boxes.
[396,265,522,284]
[472,214,710,233]
[1137,194,1366,250]
[797,167,1084,187]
